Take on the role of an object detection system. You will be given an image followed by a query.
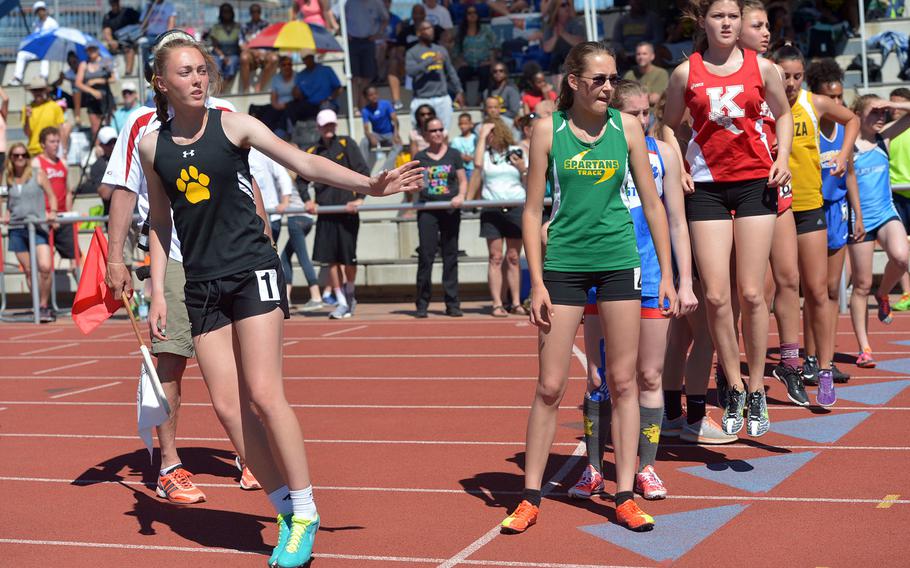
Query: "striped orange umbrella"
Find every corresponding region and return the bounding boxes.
[245,21,342,52]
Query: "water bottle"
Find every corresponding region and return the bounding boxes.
[137,290,149,320]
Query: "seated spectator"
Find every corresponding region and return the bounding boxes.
[1,141,58,322]
[612,0,664,70]
[542,0,586,76]
[407,20,464,132]
[423,0,455,46]
[452,6,498,105]
[482,63,522,118]
[79,126,116,214]
[520,70,557,115]
[112,81,140,134]
[467,118,527,317]
[360,86,402,170]
[622,42,668,108]
[22,79,65,158]
[252,55,296,137]
[102,0,140,77]
[290,54,342,122]
[10,1,58,86]
[240,3,278,93]
[51,51,81,117]
[450,112,476,181]
[292,0,338,32]
[410,104,438,156]
[413,116,467,318]
[139,0,177,43]
[481,95,520,140]
[74,44,115,137]
[449,0,491,25]
[488,0,529,17]
[660,0,696,66]
[207,3,242,91]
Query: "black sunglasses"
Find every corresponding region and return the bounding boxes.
[11,153,28,158]
[576,73,621,88]
[427,128,445,133]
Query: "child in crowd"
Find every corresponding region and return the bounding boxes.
[450,113,476,181]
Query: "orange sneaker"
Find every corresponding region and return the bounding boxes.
[235,456,261,490]
[500,500,539,534]
[156,468,206,503]
[615,499,655,532]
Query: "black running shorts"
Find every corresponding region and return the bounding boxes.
[184,256,290,337]
[543,268,641,306]
[793,206,827,235]
[685,178,777,221]
[313,215,359,265]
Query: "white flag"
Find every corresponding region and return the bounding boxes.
[136,345,171,461]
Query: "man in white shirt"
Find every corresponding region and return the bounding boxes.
[249,147,293,241]
[10,1,59,86]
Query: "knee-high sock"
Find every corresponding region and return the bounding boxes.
[583,394,612,473]
[638,405,664,471]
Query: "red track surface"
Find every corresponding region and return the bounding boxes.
[0,302,908,567]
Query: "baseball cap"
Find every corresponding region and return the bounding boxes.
[98,126,118,145]
[34,1,47,10]
[316,109,337,127]
[121,80,137,92]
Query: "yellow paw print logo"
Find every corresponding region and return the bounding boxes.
[176,165,211,204]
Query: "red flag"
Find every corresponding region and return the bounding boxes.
[71,227,121,334]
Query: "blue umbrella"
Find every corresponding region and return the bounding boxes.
[18,27,112,62]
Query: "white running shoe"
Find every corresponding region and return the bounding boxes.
[661,413,686,438]
[567,464,604,499]
[680,414,738,444]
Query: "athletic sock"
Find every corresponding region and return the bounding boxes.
[521,488,542,507]
[160,463,182,477]
[343,282,356,302]
[781,342,800,369]
[663,390,683,420]
[638,405,663,471]
[583,394,612,472]
[268,485,293,516]
[289,486,318,520]
[334,287,348,308]
[614,491,634,506]
[686,394,707,424]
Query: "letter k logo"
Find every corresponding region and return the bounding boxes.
[705,85,745,135]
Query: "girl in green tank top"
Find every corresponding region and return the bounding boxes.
[502,42,676,535]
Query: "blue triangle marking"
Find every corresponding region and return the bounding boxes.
[772,412,871,443]
[835,380,910,405]
[889,340,910,346]
[679,451,818,493]
[876,357,910,376]
[579,504,747,562]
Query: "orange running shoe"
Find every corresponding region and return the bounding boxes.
[156,468,206,503]
[615,499,655,532]
[235,456,261,490]
[500,500,539,534]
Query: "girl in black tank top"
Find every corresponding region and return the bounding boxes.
[139,37,424,567]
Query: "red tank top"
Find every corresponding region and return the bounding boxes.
[37,154,68,213]
[684,49,773,183]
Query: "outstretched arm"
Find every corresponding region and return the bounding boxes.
[223,112,424,197]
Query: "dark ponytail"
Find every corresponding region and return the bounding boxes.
[557,41,615,112]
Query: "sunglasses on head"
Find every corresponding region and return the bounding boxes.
[576,73,621,88]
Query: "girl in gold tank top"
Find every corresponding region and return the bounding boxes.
[773,44,859,406]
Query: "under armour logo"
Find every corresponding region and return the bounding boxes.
[183,150,195,158]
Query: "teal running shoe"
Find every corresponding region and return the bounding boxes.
[268,514,293,567]
[277,514,320,567]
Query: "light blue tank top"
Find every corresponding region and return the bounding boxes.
[620,136,665,298]
[854,135,898,231]
[820,123,847,202]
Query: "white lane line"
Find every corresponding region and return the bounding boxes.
[4,433,910,451]
[1,477,907,507]
[322,324,368,337]
[20,343,79,356]
[0,539,646,568]
[0,353,537,359]
[572,344,588,371]
[32,360,98,376]
[283,340,298,347]
[5,400,910,412]
[0,375,566,382]
[49,382,121,399]
[106,330,140,340]
[437,441,587,568]
[8,328,63,340]
[0,407,6,412]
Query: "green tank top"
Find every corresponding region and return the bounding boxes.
[890,130,910,197]
[544,109,639,272]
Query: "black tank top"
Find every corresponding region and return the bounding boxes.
[153,108,275,281]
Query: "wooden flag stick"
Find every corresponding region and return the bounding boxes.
[121,291,146,349]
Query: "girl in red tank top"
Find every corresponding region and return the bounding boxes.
[736,1,808,408]
[665,0,793,439]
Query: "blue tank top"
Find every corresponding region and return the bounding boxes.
[621,136,665,298]
[854,135,897,231]
[820,122,847,202]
